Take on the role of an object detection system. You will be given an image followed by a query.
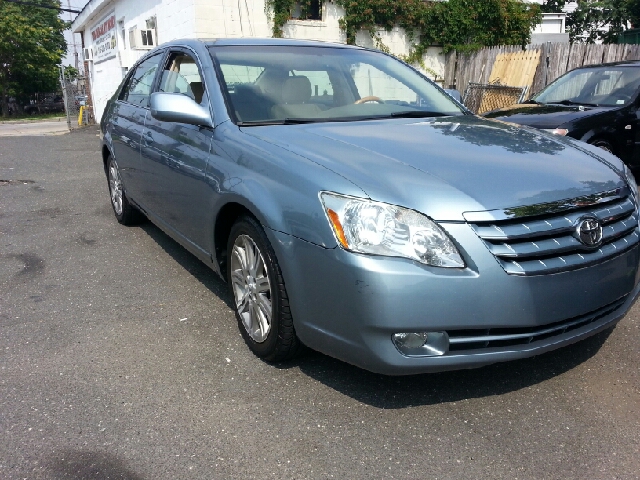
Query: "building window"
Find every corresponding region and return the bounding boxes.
[117,18,125,48]
[291,0,322,21]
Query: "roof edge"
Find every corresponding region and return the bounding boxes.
[71,0,113,33]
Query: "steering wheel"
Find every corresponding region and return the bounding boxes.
[354,96,385,105]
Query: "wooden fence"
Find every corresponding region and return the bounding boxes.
[443,43,640,99]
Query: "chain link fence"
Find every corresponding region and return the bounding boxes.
[59,65,93,129]
[462,82,528,115]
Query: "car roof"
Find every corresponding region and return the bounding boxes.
[574,60,640,69]
[158,37,363,50]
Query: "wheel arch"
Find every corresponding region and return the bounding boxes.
[214,201,259,281]
[102,144,112,174]
[579,128,617,154]
[211,179,339,280]
[585,134,616,155]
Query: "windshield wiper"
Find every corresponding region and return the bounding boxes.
[523,99,540,104]
[388,110,451,118]
[237,111,452,126]
[554,100,599,107]
[237,118,322,126]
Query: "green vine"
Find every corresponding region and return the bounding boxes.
[336,0,540,56]
[267,0,540,66]
[266,0,321,37]
[266,0,296,37]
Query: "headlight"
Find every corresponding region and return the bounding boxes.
[320,192,464,268]
[542,128,568,136]
[623,164,639,208]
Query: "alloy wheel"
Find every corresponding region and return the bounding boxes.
[230,234,272,343]
[108,161,123,216]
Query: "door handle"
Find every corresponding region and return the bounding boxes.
[142,130,153,146]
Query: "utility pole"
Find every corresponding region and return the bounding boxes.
[67,0,80,70]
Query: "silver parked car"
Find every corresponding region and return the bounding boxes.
[101,39,640,375]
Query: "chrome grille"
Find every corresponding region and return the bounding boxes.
[447,295,626,352]
[466,194,639,276]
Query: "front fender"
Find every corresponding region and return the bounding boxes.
[210,124,367,249]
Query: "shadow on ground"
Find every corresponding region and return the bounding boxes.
[288,327,613,408]
[46,449,143,480]
[139,222,233,310]
[137,220,614,408]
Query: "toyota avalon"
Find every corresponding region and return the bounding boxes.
[101,39,640,374]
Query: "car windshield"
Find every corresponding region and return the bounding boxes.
[533,65,640,107]
[209,45,464,125]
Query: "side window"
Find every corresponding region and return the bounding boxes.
[119,53,162,107]
[158,52,206,104]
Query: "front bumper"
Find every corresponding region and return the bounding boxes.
[269,223,640,375]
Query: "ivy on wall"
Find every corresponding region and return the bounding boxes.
[266,0,320,37]
[266,0,541,60]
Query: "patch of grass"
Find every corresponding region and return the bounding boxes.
[0,112,66,122]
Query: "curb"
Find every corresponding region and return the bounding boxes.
[0,116,66,125]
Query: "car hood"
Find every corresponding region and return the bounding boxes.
[242,115,624,221]
[483,103,613,129]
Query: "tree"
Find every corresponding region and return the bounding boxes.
[626,0,640,27]
[62,65,80,82]
[568,0,630,43]
[540,0,568,13]
[0,0,66,116]
[539,0,636,42]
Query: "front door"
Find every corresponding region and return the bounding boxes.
[139,49,215,255]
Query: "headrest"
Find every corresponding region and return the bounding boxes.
[257,69,289,103]
[282,76,312,104]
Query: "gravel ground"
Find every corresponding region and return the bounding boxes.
[1,127,639,479]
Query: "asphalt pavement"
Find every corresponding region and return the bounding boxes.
[0,118,70,137]
[1,127,639,479]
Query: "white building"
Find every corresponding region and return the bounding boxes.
[526,0,579,42]
[61,0,90,69]
[70,0,452,120]
[71,0,567,120]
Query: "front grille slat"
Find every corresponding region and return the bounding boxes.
[473,218,573,241]
[487,214,638,260]
[498,232,639,275]
[472,198,635,242]
[487,235,580,258]
[467,195,639,276]
[447,296,626,353]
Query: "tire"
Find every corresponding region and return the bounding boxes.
[589,139,614,155]
[227,215,302,361]
[106,156,144,225]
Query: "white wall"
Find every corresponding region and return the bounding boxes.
[83,0,199,120]
[282,2,345,41]
[80,0,451,120]
[354,29,446,82]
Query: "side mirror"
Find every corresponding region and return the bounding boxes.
[150,92,213,128]
[444,89,462,103]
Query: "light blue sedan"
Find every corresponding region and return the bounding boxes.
[101,38,640,374]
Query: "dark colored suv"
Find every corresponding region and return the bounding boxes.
[484,61,640,169]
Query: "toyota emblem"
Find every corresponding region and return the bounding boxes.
[575,216,603,247]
